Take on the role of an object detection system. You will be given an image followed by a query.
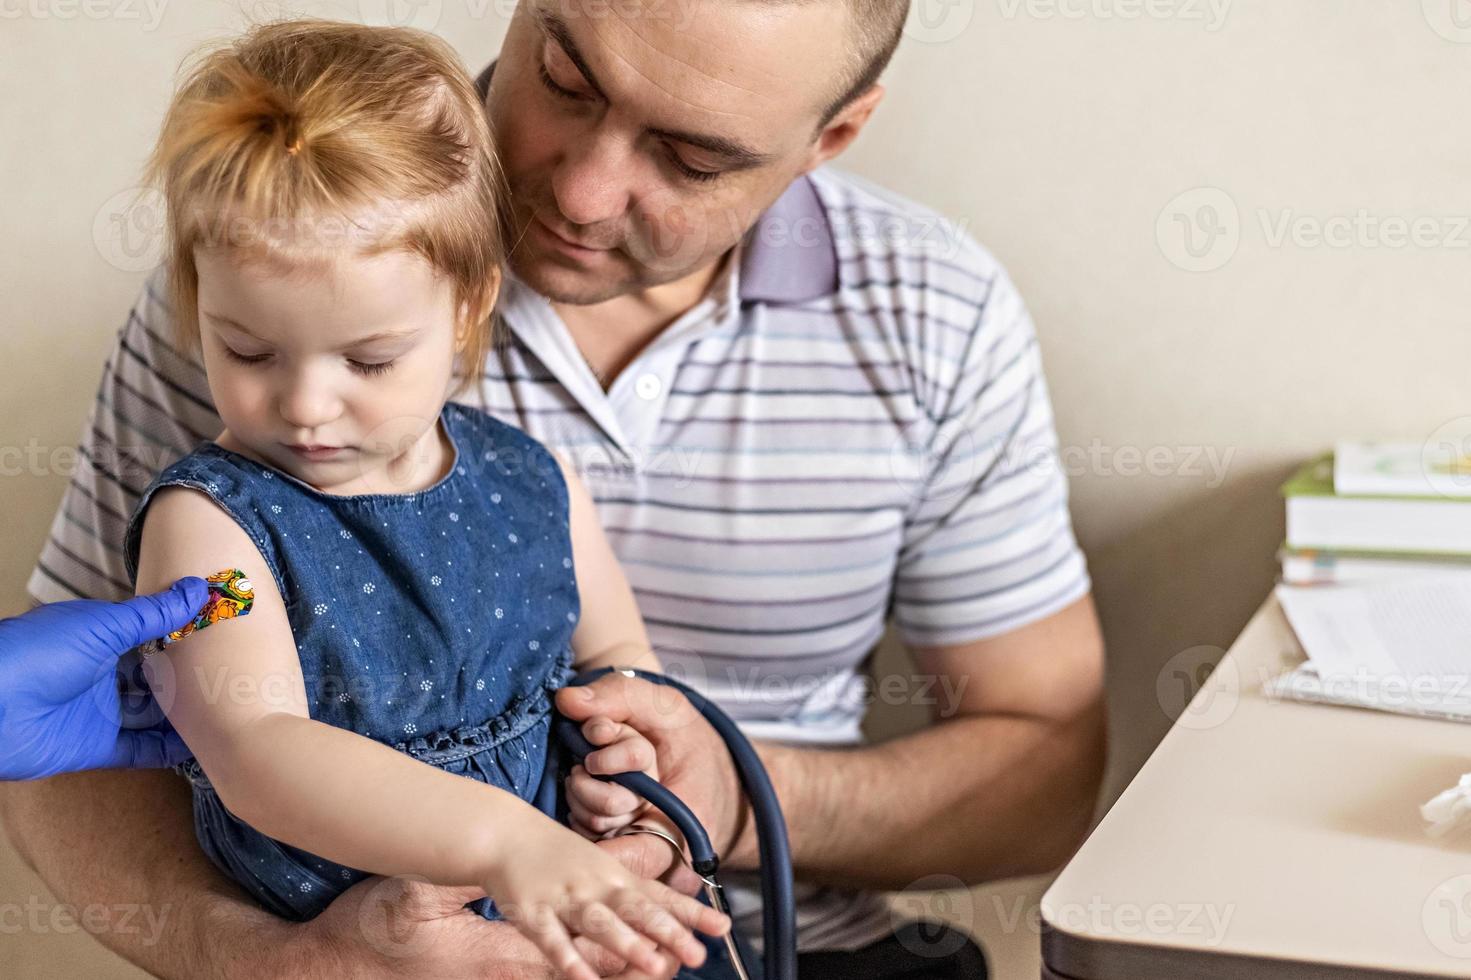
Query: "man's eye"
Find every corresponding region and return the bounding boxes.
[222,346,271,366]
[349,359,396,377]
[665,147,722,184]
[539,63,592,102]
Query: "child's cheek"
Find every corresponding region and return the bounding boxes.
[216,372,274,437]
[359,410,434,461]
[359,354,451,438]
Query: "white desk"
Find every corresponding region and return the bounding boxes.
[1041,595,1471,979]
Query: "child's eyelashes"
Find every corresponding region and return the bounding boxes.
[222,346,272,367]
[220,345,396,377]
[348,359,396,377]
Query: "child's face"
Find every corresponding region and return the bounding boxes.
[193,246,462,493]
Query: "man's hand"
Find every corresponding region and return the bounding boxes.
[554,676,756,871]
[297,876,686,980]
[0,577,207,779]
[565,710,712,896]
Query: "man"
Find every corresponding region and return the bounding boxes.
[3,1,1106,976]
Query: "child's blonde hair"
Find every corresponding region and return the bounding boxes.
[145,18,506,393]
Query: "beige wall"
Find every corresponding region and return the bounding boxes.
[4,2,1470,976]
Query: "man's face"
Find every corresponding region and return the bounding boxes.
[487,0,852,305]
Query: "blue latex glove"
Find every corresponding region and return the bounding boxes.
[0,577,208,780]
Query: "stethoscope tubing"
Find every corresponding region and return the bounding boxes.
[554,667,796,980]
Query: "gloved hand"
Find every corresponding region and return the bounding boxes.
[0,577,207,780]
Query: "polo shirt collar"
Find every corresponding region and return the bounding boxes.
[496,248,742,457]
[738,174,840,305]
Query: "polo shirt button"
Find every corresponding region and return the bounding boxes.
[635,373,662,401]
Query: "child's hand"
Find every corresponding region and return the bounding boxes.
[481,818,728,980]
[566,716,658,840]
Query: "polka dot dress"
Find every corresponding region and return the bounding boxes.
[124,403,581,923]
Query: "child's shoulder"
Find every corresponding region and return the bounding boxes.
[124,444,283,593]
[141,441,236,494]
[444,402,575,511]
[143,440,283,507]
[445,402,567,472]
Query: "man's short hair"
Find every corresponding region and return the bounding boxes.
[752,0,911,127]
[824,0,913,125]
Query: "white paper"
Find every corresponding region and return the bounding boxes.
[1262,663,1471,722]
[1275,577,1471,683]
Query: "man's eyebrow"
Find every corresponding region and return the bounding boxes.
[536,9,772,170]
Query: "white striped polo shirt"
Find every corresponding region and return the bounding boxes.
[28,166,1089,952]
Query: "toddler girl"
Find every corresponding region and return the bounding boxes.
[122,19,728,979]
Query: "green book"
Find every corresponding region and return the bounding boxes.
[1335,441,1471,498]
[1282,454,1471,557]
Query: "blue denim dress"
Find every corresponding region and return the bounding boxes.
[122,402,579,922]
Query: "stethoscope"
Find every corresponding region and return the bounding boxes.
[553,667,796,980]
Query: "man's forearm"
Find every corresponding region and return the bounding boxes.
[0,768,300,980]
[726,701,1106,891]
[0,768,686,980]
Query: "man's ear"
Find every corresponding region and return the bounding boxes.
[803,83,886,174]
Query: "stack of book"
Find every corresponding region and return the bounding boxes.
[1273,441,1471,722]
[1279,442,1471,585]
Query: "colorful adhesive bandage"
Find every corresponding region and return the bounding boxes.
[140,568,256,658]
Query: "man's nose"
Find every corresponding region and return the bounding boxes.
[550,130,634,228]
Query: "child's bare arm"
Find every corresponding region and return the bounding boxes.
[554,457,694,847]
[557,456,661,675]
[133,486,543,885]
[135,486,725,977]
